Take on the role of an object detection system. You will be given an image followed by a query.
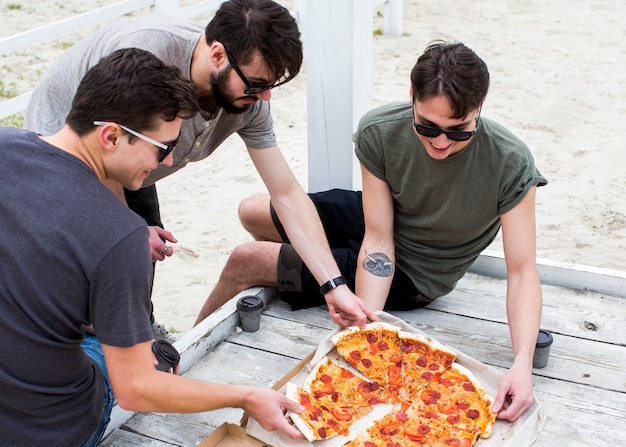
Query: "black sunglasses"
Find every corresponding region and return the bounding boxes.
[223,45,288,95]
[94,121,177,163]
[412,121,477,142]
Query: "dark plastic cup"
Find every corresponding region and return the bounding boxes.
[152,339,180,372]
[236,295,264,332]
[533,329,553,369]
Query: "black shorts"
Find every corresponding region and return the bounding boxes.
[271,189,432,311]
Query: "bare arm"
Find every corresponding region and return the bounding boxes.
[492,186,542,421]
[248,146,377,327]
[102,341,304,439]
[355,165,396,311]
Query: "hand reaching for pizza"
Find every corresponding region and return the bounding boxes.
[243,387,305,439]
[492,360,535,421]
[324,286,378,328]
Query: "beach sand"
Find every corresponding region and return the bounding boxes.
[2,0,625,335]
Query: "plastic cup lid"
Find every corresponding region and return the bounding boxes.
[237,295,263,310]
[536,329,553,347]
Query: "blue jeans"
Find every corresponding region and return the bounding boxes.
[80,334,115,447]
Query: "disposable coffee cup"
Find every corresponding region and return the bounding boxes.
[236,295,264,332]
[533,329,553,369]
[152,339,180,372]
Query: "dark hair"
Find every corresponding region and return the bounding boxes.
[67,48,200,135]
[410,40,489,119]
[205,0,303,84]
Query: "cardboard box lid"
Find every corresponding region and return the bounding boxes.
[197,423,270,447]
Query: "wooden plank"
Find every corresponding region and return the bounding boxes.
[99,428,176,446]
[470,250,626,297]
[531,375,625,446]
[225,313,332,359]
[430,273,626,346]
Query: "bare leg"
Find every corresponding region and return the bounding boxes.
[194,240,282,326]
[238,195,282,242]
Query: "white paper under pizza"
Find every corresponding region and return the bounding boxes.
[246,311,546,447]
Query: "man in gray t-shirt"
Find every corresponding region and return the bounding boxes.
[26,0,376,335]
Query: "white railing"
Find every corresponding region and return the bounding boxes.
[0,0,224,120]
[0,0,402,121]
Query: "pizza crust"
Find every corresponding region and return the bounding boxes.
[330,321,400,346]
[398,330,458,357]
[284,382,319,442]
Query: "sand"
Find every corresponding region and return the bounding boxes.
[1,0,625,335]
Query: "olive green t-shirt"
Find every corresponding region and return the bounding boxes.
[355,102,547,299]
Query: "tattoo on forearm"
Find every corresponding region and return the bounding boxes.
[362,250,394,277]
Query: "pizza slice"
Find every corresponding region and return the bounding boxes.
[331,322,403,392]
[414,363,497,438]
[402,400,481,447]
[399,331,457,399]
[286,382,374,442]
[306,356,394,407]
[341,403,410,447]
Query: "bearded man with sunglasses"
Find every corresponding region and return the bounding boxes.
[26,0,376,339]
[197,40,547,423]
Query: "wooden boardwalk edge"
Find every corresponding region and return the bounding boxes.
[471,250,626,298]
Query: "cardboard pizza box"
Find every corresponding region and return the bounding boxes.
[196,423,267,447]
[198,352,317,447]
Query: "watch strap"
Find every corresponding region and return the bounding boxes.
[319,276,347,295]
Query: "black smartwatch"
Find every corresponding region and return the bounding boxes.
[319,276,347,295]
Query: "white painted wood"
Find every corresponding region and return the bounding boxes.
[0,0,154,57]
[383,0,403,35]
[0,0,227,120]
[470,249,626,297]
[305,0,374,192]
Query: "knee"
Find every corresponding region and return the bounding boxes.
[222,242,262,276]
[238,195,273,239]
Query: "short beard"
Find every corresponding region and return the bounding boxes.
[210,68,254,115]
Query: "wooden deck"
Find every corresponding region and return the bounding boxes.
[99,263,626,447]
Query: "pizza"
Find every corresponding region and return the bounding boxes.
[286,322,497,446]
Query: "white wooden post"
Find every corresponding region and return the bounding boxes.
[383,0,403,36]
[305,0,374,193]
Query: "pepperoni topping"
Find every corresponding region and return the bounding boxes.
[395,410,408,422]
[378,340,389,351]
[463,382,476,392]
[421,371,434,381]
[429,362,441,371]
[457,402,470,410]
[361,358,373,368]
[320,374,332,383]
[418,424,430,435]
[364,442,376,447]
[350,350,361,361]
[467,409,480,419]
[317,427,327,439]
[416,356,428,367]
[446,414,461,424]
[366,333,377,344]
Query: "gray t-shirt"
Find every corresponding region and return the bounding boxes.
[25,16,277,186]
[0,127,153,446]
[355,102,548,298]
